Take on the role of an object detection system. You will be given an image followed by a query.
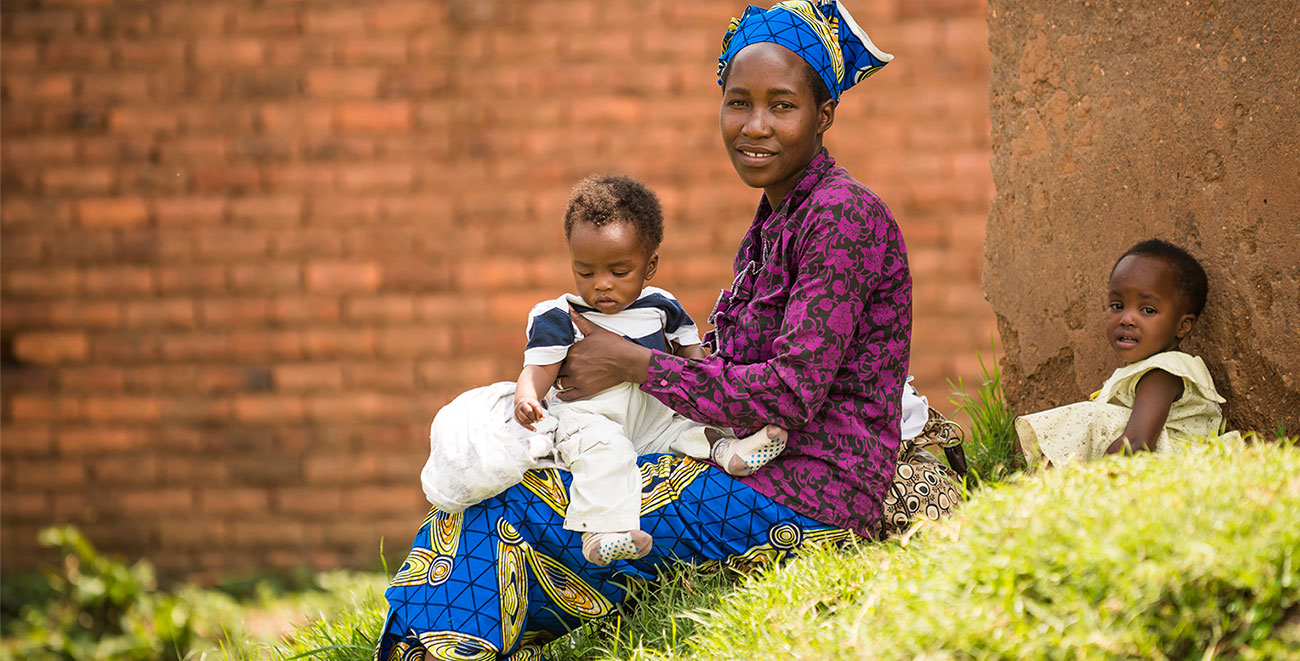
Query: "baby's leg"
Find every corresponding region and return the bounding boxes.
[554,412,651,565]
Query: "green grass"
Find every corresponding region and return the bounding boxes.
[949,338,1022,484]
[271,436,1297,661]
[615,436,1299,660]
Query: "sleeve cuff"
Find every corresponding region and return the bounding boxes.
[642,351,687,399]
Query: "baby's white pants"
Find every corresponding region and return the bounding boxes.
[552,382,712,533]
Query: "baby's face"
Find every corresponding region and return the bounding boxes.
[568,220,657,315]
[1105,254,1196,363]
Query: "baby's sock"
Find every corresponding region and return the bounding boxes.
[581,530,653,566]
[711,424,788,476]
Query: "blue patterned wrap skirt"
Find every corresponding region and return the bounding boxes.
[376,455,858,660]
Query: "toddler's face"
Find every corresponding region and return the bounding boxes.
[1105,254,1196,363]
[568,220,657,315]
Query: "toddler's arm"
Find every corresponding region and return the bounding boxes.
[514,362,561,431]
[1106,368,1184,454]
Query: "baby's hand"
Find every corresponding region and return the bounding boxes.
[514,398,546,431]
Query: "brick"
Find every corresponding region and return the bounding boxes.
[158,332,227,361]
[227,330,302,361]
[0,491,51,520]
[232,395,305,423]
[304,7,367,34]
[377,326,452,358]
[157,138,228,164]
[335,101,411,133]
[269,228,343,258]
[227,264,302,293]
[153,197,227,226]
[272,364,343,391]
[12,331,89,365]
[258,104,333,134]
[1,198,73,228]
[229,195,303,226]
[193,228,270,260]
[3,136,78,164]
[346,484,424,514]
[305,261,381,293]
[1,269,78,297]
[381,262,454,292]
[276,487,343,515]
[305,392,409,422]
[78,135,155,163]
[262,164,336,191]
[234,8,300,33]
[336,38,409,65]
[304,196,382,224]
[157,4,231,34]
[343,295,414,322]
[84,396,162,422]
[117,488,194,515]
[301,135,378,161]
[56,427,145,454]
[157,265,225,293]
[0,233,48,265]
[109,107,180,133]
[158,518,226,549]
[348,363,416,390]
[417,357,497,388]
[8,395,81,422]
[124,299,197,328]
[192,165,262,194]
[43,40,114,68]
[90,455,159,485]
[366,2,446,32]
[304,68,382,98]
[269,297,340,324]
[11,460,86,490]
[3,72,75,103]
[76,197,150,228]
[0,426,54,457]
[301,328,376,358]
[115,40,187,69]
[82,266,155,296]
[40,166,115,195]
[193,38,265,67]
[199,299,269,326]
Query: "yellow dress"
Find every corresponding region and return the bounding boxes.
[1015,351,1225,467]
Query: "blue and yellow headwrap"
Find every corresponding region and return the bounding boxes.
[717,0,893,101]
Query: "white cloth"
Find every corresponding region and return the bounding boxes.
[419,382,559,514]
[553,383,711,532]
[900,377,929,440]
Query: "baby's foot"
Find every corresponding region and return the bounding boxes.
[581,530,653,566]
[712,425,787,476]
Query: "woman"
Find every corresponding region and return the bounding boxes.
[378,3,913,658]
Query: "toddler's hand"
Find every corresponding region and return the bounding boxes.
[514,398,546,431]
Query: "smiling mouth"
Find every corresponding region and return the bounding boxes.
[737,148,776,163]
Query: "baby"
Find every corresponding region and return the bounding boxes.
[515,174,786,565]
[1016,239,1226,466]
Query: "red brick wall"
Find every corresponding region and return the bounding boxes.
[0,0,993,579]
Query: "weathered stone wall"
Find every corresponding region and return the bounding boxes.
[986,1,1299,432]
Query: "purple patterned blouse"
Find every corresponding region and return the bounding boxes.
[642,149,911,537]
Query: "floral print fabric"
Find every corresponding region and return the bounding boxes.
[642,148,912,537]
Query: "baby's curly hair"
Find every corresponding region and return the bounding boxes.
[564,174,663,254]
[1113,238,1209,316]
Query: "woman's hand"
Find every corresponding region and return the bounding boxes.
[555,309,652,401]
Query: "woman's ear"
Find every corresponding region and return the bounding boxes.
[816,99,836,136]
[1175,312,1196,339]
[644,252,659,281]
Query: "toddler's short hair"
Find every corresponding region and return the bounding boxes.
[1113,239,1209,316]
[564,174,663,254]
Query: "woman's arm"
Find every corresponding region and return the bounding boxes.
[1105,368,1183,454]
[566,206,900,432]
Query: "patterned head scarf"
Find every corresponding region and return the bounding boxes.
[717,0,893,101]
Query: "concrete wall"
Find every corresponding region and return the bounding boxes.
[986,0,1299,432]
[1,0,994,579]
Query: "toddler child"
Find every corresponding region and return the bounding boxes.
[1016,239,1226,466]
[515,174,787,566]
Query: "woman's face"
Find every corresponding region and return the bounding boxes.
[720,42,835,207]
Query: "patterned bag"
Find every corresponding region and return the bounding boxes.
[881,407,967,536]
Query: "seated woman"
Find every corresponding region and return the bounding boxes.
[378,2,917,658]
